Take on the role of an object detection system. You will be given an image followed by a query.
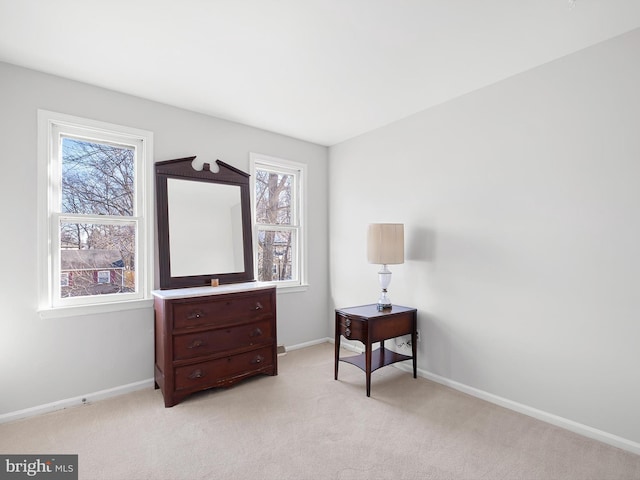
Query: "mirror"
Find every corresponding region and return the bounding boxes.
[155,156,255,289]
[167,179,245,276]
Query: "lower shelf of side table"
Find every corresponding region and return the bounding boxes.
[339,347,412,373]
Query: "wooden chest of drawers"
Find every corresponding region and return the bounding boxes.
[153,283,277,407]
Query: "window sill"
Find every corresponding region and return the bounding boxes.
[38,298,154,319]
[275,283,309,294]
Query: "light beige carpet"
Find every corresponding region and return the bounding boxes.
[1,343,639,480]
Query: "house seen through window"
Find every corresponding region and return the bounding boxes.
[60,138,135,297]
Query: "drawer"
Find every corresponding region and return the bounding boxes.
[173,320,274,361]
[172,292,274,330]
[369,311,414,342]
[174,346,274,391]
[337,314,365,341]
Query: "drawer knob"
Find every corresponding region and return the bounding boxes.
[187,339,206,349]
[345,319,351,327]
[250,327,263,337]
[254,302,263,310]
[188,369,205,380]
[187,310,205,320]
[345,328,351,337]
[251,355,265,364]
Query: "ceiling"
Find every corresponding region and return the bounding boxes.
[1,1,639,146]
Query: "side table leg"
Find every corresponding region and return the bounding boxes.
[412,317,418,378]
[412,333,417,378]
[365,343,372,397]
[334,314,340,380]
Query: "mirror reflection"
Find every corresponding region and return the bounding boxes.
[167,178,245,277]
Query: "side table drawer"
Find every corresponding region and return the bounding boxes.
[337,314,364,341]
[369,311,414,342]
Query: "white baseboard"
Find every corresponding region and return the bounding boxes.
[328,337,640,455]
[392,362,640,456]
[0,378,154,425]
[286,337,331,352]
[1,339,330,423]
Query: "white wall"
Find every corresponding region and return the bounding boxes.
[0,62,329,415]
[329,28,640,445]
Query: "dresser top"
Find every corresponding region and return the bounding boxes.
[152,281,275,300]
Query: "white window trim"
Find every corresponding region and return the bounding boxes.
[250,152,308,291]
[37,110,154,318]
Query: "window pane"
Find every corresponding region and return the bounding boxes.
[257,229,295,281]
[255,170,293,225]
[60,222,136,298]
[61,137,134,216]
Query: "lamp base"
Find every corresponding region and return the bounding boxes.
[376,289,392,311]
[376,302,392,312]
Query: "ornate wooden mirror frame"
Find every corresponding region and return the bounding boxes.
[155,156,255,289]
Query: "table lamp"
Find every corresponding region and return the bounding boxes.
[367,223,404,311]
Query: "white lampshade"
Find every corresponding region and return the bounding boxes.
[367,224,404,265]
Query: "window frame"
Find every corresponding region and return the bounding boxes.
[37,110,154,317]
[250,153,307,291]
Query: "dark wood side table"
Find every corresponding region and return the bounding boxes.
[335,304,417,397]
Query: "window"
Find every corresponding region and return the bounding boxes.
[38,111,153,313]
[250,153,306,289]
[96,271,111,284]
